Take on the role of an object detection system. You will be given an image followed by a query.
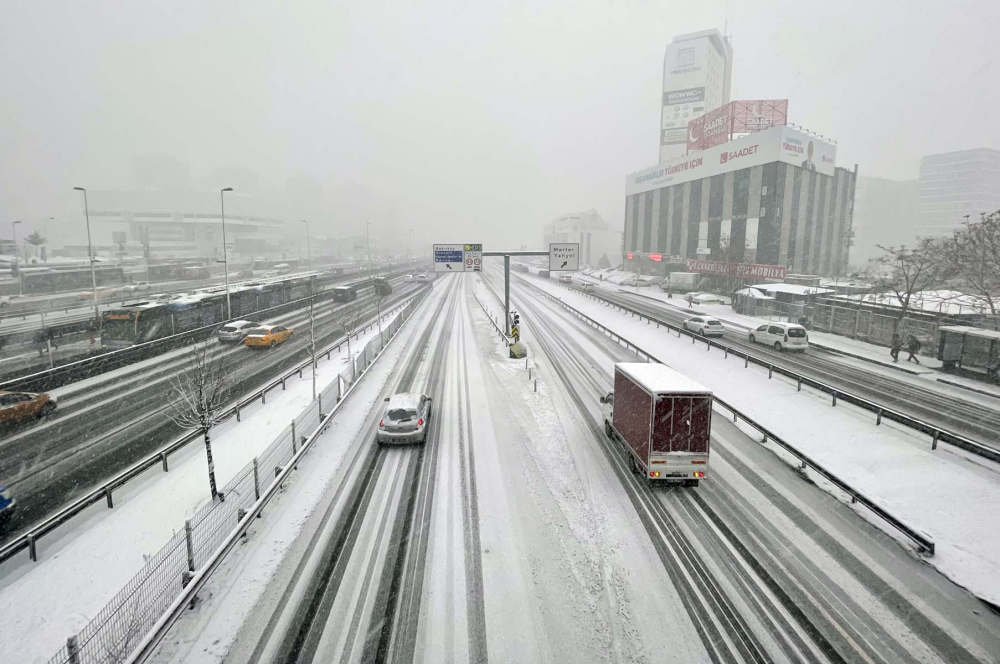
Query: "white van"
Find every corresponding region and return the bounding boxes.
[749,322,808,352]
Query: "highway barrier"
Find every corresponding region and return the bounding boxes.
[529,273,1000,466]
[510,272,937,556]
[39,288,428,664]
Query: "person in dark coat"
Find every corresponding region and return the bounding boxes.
[34,328,48,358]
[890,332,902,363]
[905,334,922,364]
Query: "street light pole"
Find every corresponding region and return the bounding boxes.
[11,221,22,297]
[220,188,233,319]
[73,188,100,322]
[302,219,311,270]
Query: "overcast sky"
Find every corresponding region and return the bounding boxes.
[2,0,998,249]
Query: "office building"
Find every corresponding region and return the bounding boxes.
[625,125,857,278]
[543,210,622,268]
[916,148,1000,238]
[659,29,733,163]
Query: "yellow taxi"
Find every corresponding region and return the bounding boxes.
[243,324,293,349]
[0,390,57,426]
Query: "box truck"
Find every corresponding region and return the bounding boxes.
[600,362,711,486]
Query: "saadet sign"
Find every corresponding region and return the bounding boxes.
[719,143,760,165]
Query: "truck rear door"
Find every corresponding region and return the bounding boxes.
[651,394,711,454]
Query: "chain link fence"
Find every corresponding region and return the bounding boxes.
[44,291,425,664]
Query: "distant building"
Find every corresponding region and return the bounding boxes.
[850,176,919,264]
[916,148,1000,238]
[659,29,733,163]
[625,125,856,278]
[543,210,622,267]
[57,190,291,261]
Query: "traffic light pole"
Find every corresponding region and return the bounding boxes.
[483,250,549,336]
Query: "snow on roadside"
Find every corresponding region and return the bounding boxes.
[521,274,1000,606]
[0,309,403,664]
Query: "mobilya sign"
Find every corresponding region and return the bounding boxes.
[685,259,787,280]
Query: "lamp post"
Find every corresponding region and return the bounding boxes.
[302,219,311,270]
[73,188,101,322]
[220,188,233,319]
[11,221,22,296]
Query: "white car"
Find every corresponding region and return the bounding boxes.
[580,283,596,293]
[683,316,725,337]
[378,393,432,444]
[404,274,414,281]
[559,275,573,283]
[685,292,725,305]
[217,320,259,343]
[122,281,151,293]
[749,322,809,352]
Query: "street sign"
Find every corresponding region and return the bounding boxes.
[464,243,483,272]
[433,244,465,272]
[696,247,711,255]
[548,243,580,271]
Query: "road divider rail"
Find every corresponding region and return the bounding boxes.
[0,293,422,569]
[513,274,936,556]
[472,280,511,346]
[39,288,429,664]
[537,275,1000,465]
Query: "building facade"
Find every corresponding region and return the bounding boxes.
[660,29,733,163]
[850,176,919,264]
[626,126,856,278]
[543,210,622,268]
[916,148,1000,238]
[58,190,291,261]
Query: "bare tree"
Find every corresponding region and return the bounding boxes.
[716,235,752,296]
[869,237,944,332]
[338,300,366,382]
[167,345,234,502]
[937,210,1000,315]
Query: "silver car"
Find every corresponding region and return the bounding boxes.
[217,320,258,343]
[377,393,432,444]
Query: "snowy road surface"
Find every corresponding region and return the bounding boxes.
[137,272,1000,664]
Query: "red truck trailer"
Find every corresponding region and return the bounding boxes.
[600,362,711,486]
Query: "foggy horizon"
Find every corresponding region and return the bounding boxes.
[3,0,998,250]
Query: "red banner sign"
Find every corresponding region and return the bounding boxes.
[648,253,662,262]
[685,259,787,280]
[688,99,789,152]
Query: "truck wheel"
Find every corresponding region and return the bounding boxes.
[604,421,612,437]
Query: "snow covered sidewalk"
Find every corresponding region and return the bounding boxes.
[0,314,398,664]
[521,274,1000,607]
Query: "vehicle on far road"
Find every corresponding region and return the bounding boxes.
[218,320,259,343]
[377,393,432,444]
[372,277,392,296]
[0,390,57,426]
[122,281,151,293]
[663,271,702,293]
[244,324,293,349]
[0,295,10,308]
[404,274,414,281]
[0,483,16,528]
[645,275,666,286]
[683,316,725,337]
[416,273,434,283]
[333,285,359,302]
[559,275,573,284]
[749,322,808,352]
[580,283,596,293]
[684,292,725,305]
[601,363,710,486]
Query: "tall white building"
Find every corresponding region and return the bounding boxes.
[660,29,733,163]
[915,148,1000,239]
[543,210,622,268]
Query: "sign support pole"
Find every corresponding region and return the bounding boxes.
[504,255,510,335]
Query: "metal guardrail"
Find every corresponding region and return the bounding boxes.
[537,275,1000,466]
[513,273,937,555]
[121,283,427,664]
[0,295,419,567]
[472,281,511,346]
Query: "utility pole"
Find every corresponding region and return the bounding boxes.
[72,188,100,323]
[11,221,22,297]
[220,188,233,318]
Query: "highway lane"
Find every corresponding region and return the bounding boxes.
[542,275,1000,450]
[238,275,461,664]
[0,279,426,537]
[497,269,1000,664]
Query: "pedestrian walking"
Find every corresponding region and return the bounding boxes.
[88,318,98,345]
[905,334,922,364]
[34,328,47,358]
[890,332,902,363]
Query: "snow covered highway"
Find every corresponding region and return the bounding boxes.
[125,271,1000,664]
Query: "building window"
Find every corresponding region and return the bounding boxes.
[761,185,768,196]
[759,207,766,217]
